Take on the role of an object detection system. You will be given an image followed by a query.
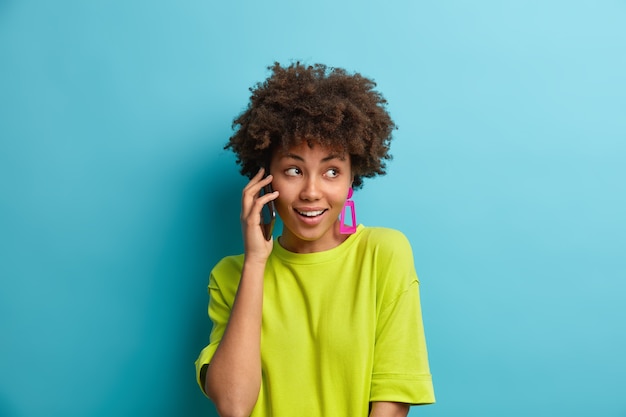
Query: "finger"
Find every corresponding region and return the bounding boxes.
[254,189,279,208]
[241,180,278,224]
[245,188,279,220]
[246,174,274,195]
[242,190,279,231]
[243,168,267,192]
[242,174,274,212]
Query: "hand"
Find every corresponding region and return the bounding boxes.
[240,168,279,263]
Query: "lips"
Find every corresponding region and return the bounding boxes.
[293,208,328,225]
[296,209,326,217]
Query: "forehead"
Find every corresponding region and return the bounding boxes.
[273,141,348,161]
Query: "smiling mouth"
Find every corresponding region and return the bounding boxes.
[295,209,327,217]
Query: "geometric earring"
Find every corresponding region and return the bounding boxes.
[339,187,357,234]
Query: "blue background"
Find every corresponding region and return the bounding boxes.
[1,1,625,416]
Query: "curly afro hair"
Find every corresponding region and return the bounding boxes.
[224,62,396,189]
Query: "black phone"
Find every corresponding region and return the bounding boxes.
[260,181,276,241]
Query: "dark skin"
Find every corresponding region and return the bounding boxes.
[205,145,410,417]
[209,62,406,417]
[225,62,396,190]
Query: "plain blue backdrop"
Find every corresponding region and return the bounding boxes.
[1,1,625,416]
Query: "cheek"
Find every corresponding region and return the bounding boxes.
[271,181,288,202]
[274,194,288,210]
[333,196,348,210]
[272,189,291,214]
[333,185,352,203]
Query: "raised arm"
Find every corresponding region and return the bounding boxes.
[204,168,278,417]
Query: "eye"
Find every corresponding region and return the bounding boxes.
[285,167,301,176]
[325,168,339,178]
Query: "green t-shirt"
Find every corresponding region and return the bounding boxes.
[196,225,435,416]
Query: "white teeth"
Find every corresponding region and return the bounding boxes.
[297,210,325,217]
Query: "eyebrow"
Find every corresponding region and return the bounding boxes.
[282,153,346,162]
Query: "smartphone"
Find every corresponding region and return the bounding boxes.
[260,181,276,241]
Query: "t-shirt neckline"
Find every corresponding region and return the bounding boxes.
[272,224,365,265]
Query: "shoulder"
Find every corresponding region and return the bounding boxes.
[358,226,414,258]
[360,226,410,243]
[355,226,417,275]
[209,254,245,290]
[213,254,245,273]
[358,227,419,299]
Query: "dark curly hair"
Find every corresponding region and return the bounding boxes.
[224,62,396,189]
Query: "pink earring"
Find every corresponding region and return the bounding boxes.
[339,187,357,234]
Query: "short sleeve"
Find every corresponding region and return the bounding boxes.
[194,259,240,395]
[370,231,435,404]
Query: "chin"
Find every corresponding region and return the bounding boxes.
[294,223,337,240]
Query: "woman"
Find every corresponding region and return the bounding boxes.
[196,62,435,417]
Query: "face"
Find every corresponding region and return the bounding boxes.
[269,141,353,253]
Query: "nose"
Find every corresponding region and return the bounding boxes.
[299,176,322,201]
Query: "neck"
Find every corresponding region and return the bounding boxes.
[278,222,349,254]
